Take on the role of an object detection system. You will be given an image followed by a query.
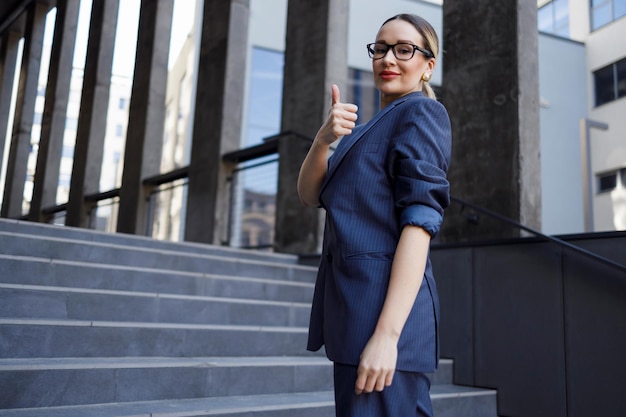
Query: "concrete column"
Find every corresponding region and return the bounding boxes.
[184,0,249,244]
[116,0,173,235]
[66,0,119,228]
[1,2,48,218]
[29,0,80,221]
[438,0,541,242]
[0,31,22,181]
[274,0,349,254]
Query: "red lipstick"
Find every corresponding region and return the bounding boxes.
[379,70,400,80]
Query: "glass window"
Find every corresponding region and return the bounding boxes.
[245,47,284,147]
[538,0,570,36]
[591,0,626,30]
[65,117,78,131]
[553,0,570,35]
[347,69,379,124]
[617,58,626,99]
[621,169,626,188]
[616,0,626,19]
[594,64,615,106]
[62,145,74,159]
[593,2,612,28]
[594,58,626,106]
[598,172,617,192]
[538,4,554,32]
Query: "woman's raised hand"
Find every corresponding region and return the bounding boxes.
[316,84,358,145]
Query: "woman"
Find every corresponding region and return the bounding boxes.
[298,13,451,417]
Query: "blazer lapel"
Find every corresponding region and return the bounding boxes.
[322,95,410,192]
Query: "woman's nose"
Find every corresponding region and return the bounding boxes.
[381,48,395,64]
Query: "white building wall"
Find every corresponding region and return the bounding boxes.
[538,34,588,234]
[584,11,626,231]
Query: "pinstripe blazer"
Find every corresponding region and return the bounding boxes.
[306,91,451,373]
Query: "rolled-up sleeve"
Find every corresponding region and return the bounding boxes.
[387,97,452,237]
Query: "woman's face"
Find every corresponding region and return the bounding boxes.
[372,19,435,108]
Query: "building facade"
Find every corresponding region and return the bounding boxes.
[0,0,624,248]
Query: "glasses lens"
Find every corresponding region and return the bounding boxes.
[392,44,416,60]
[368,43,389,59]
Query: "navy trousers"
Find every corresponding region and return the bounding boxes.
[333,363,434,417]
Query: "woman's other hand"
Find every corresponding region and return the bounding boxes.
[355,331,398,395]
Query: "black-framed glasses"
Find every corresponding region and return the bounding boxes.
[366,42,434,60]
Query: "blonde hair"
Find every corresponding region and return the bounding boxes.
[380,14,439,99]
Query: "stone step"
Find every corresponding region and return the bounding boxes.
[0,392,336,417]
[0,284,311,327]
[0,254,314,303]
[0,218,300,265]
[0,357,457,409]
[0,356,334,409]
[0,232,317,283]
[0,385,497,417]
[0,319,316,358]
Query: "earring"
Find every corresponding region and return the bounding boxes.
[422,72,431,82]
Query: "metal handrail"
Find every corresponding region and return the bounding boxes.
[451,196,626,273]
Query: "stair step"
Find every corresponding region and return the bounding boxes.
[0,254,314,302]
[0,283,311,326]
[0,218,300,265]
[0,219,500,416]
[0,392,335,417]
[0,385,497,417]
[0,319,316,358]
[0,357,333,409]
[0,232,317,282]
[432,384,498,417]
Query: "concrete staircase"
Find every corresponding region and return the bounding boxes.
[0,218,498,416]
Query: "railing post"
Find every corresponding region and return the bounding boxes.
[1,2,48,218]
[29,0,80,222]
[66,0,119,228]
[117,0,174,236]
[184,0,249,245]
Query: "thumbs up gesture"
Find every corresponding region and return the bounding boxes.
[316,84,359,145]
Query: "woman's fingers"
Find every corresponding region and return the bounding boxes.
[355,366,395,395]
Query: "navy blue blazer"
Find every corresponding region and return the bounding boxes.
[306,91,451,373]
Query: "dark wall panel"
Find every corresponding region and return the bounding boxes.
[564,253,626,417]
[433,233,626,417]
[473,243,566,417]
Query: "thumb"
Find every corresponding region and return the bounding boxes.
[331,84,341,106]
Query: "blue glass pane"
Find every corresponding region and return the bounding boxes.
[246,48,284,147]
[592,3,612,29]
[615,0,626,19]
[554,0,569,21]
[554,0,569,36]
[538,4,554,32]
